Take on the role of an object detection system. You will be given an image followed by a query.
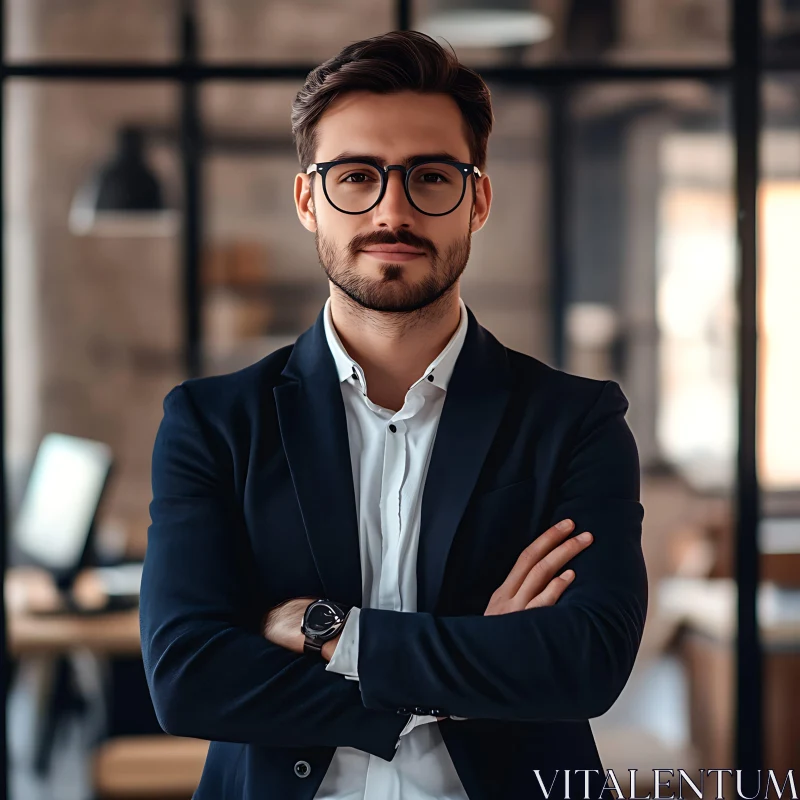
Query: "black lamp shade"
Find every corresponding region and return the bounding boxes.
[70,126,177,236]
[96,128,164,211]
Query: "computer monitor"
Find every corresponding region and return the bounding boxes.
[13,432,114,592]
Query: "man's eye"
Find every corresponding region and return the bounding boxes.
[419,173,448,183]
[342,172,375,183]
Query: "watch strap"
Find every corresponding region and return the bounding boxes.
[303,636,325,659]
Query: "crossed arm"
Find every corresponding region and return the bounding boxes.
[140,380,647,761]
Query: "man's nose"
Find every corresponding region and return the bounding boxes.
[371,170,415,228]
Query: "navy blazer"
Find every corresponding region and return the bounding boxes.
[140,302,648,800]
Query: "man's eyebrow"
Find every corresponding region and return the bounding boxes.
[327,151,463,166]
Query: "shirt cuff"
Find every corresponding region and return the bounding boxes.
[395,713,439,748]
[399,715,418,737]
[324,606,360,680]
[399,713,438,736]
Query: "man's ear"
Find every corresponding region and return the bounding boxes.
[469,173,492,234]
[294,172,317,232]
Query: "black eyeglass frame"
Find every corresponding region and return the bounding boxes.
[306,158,482,217]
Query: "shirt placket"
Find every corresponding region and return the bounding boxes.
[367,410,410,799]
[378,415,407,612]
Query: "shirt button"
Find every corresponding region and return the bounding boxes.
[293,760,311,778]
[389,424,397,432]
[427,374,434,382]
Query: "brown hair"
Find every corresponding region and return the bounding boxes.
[291,30,493,173]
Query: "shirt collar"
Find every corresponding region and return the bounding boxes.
[323,295,469,395]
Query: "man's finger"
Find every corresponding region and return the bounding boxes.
[515,533,591,604]
[493,518,575,599]
[523,570,575,609]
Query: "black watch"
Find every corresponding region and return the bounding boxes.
[301,599,352,659]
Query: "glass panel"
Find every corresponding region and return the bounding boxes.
[4,80,181,799]
[200,81,321,374]
[412,0,730,67]
[5,0,179,62]
[763,0,800,62]
[564,81,737,795]
[198,0,394,63]
[760,75,800,495]
[460,86,548,358]
[757,72,800,785]
[5,0,396,65]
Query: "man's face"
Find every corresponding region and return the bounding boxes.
[294,90,492,313]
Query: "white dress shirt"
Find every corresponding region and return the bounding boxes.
[313,296,471,800]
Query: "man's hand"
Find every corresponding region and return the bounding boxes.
[484,518,592,615]
[436,518,592,721]
[261,596,342,660]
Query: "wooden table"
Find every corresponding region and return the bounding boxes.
[5,566,208,797]
[5,566,143,776]
[5,566,141,657]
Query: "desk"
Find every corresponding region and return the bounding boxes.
[5,566,144,778]
[6,566,141,657]
[5,567,210,798]
[658,576,800,646]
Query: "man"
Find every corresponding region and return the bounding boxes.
[140,30,648,800]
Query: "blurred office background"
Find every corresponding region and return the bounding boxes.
[1,0,798,798]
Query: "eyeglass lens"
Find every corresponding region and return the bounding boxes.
[324,162,466,214]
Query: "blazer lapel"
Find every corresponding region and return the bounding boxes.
[274,307,363,611]
[273,303,513,617]
[416,309,513,613]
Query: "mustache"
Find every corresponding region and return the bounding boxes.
[350,229,436,256]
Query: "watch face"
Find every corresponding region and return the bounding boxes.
[305,602,343,635]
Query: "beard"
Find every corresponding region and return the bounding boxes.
[314,211,473,314]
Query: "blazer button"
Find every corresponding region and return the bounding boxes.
[430,709,442,716]
[396,707,409,714]
[413,707,429,715]
[294,760,311,778]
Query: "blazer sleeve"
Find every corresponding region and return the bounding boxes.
[139,384,408,761]
[355,379,648,722]
[325,608,440,737]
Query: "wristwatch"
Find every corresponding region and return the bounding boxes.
[301,599,352,659]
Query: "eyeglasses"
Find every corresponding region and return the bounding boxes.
[306,158,482,216]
